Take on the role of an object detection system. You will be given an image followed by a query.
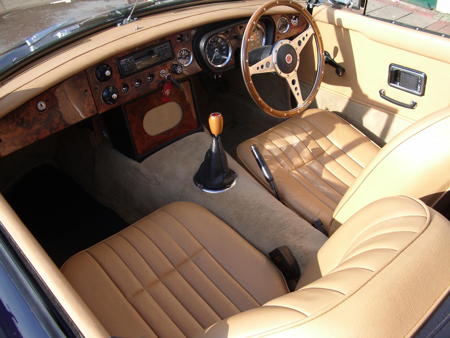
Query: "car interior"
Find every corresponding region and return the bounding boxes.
[0,0,449,337]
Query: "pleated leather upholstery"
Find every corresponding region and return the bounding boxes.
[237,109,379,230]
[203,196,450,337]
[62,201,288,338]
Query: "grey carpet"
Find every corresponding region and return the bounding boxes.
[75,131,327,270]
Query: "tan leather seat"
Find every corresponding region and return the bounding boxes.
[63,196,450,337]
[237,107,450,234]
[203,196,450,337]
[61,201,288,338]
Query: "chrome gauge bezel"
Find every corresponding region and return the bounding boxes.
[177,48,193,66]
[277,16,290,34]
[249,23,267,52]
[205,34,233,68]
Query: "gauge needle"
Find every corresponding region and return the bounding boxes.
[212,50,219,62]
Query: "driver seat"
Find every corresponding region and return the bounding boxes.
[237,107,450,234]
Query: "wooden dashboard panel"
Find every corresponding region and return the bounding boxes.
[0,73,96,158]
[87,29,202,114]
[272,14,307,41]
[122,81,199,158]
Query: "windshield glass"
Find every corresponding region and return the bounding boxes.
[0,0,137,55]
[0,0,208,78]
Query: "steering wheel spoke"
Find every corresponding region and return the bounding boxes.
[293,25,314,55]
[240,0,324,118]
[286,72,304,106]
[249,54,275,75]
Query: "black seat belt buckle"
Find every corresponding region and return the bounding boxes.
[269,246,301,291]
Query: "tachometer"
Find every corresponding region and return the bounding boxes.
[205,34,232,68]
[277,16,290,34]
[249,23,266,51]
[177,48,193,66]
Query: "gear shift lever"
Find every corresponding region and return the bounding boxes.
[193,113,237,192]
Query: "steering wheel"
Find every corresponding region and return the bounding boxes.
[241,0,325,118]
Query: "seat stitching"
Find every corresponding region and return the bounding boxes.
[289,170,337,210]
[116,232,221,326]
[128,225,225,321]
[268,128,310,168]
[328,266,375,274]
[158,209,262,305]
[84,250,172,336]
[250,211,433,335]
[342,215,426,260]
[298,163,346,200]
[263,304,309,318]
[346,230,419,255]
[101,240,200,333]
[262,136,295,170]
[286,121,358,183]
[299,287,346,296]
[136,219,246,312]
[342,247,398,264]
[272,122,354,193]
[300,117,368,169]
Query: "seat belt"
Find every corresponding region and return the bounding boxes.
[269,246,301,291]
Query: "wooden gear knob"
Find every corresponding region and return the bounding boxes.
[209,112,223,137]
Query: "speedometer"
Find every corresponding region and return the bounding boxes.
[205,35,232,68]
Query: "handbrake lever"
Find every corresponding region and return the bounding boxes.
[251,145,280,200]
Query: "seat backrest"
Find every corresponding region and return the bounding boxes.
[331,106,450,233]
[202,196,450,337]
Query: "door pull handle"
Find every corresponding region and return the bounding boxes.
[379,89,417,109]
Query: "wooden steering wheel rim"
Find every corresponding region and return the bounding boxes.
[241,0,325,118]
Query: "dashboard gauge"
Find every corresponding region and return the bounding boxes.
[177,48,193,66]
[248,23,266,51]
[277,16,290,34]
[291,15,299,27]
[205,34,232,68]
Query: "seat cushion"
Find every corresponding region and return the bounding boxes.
[61,201,288,338]
[203,196,450,337]
[237,109,379,231]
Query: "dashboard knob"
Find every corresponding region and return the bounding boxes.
[102,86,119,104]
[170,63,183,75]
[95,64,113,82]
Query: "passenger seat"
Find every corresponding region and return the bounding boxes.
[62,196,450,337]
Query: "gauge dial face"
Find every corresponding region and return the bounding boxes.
[277,16,290,34]
[205,35,232,68]
[291,15,299,27]
[177,48,193,66]
[249,23,266,52]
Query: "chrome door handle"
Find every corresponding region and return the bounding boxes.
[379,89,417,109]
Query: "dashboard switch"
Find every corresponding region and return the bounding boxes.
[102,86,119,104]
[95,64,113,82]
[134,79,142,87]
[170,63,183,75]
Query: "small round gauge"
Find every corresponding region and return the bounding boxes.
[177,48,193,66]
[277,16,290,34]
[291,15,299,27]
[248,23,266,51]
[205,34,232,68]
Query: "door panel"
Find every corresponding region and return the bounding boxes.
[300,6,450,144]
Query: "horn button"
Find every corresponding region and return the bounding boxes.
[275,43,298,74]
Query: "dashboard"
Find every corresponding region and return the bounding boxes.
[0,13,307,159]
